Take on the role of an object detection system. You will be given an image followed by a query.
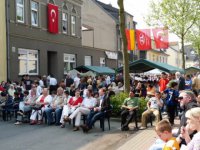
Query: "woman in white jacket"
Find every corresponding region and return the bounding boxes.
[30,88,52,125]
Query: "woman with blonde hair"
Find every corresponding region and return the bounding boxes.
[178,107,200,150]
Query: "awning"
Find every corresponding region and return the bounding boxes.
[75,66,115,75]
[185,67,200,75]
[118,59,184,73]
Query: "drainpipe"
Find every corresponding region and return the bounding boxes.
[6,0,10,80]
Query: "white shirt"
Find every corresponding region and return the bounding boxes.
[74,76,80,88]
[49,77,57,86]
[149,97,163,109]
[39,80,44,87]
[82,96,97,108]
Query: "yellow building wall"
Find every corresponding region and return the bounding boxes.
[0,0,7,82]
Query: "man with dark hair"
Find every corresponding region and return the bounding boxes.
[164,81,179,125]
[121,90,139,131]
[175,72,185,91]
[159,72,169,92]
[24,74,33,90]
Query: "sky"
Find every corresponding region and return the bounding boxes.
[98,0,179,42]
[98,0,150,28]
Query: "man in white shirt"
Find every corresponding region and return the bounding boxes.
[66,89,97,131]
[140,91,163,130]
[73,74,80,89]
[49,74,57,94]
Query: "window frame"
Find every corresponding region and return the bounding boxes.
[71,15,76,36]
[63,53,76,74]
[84,55,92,66]
[30,0,39,27]
[62,12,68,34]
[16,0,25,23]
[18,48,39,75]
[100,57,105,67]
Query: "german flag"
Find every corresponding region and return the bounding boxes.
[125,29,135,50]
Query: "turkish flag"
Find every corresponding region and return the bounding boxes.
[136,29,151,50]
[152,28,169,49]
[48,3,58,34]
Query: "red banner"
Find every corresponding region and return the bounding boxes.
[125,29,131,50]
[152,28,169,49]
[136,29,151,50]
[48,3,58,34]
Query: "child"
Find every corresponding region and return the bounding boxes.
[155,120,180,150]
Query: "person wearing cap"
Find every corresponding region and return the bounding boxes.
[140,91,163,130]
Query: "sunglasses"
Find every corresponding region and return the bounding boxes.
[178,96,183,100]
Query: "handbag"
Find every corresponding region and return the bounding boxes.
[31,104,43,110]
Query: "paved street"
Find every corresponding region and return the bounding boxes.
[0,118,134,150]
[1,117,181,150]
[0,115,180,150]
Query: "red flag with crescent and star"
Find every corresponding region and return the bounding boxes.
[152,28,169,49]
[136,29,151,50]
[48,3,58,34]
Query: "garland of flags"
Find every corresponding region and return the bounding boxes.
[125,28,169,50]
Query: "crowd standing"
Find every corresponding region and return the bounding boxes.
[0,72,200,150]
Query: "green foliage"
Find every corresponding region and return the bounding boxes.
[110,92,148,117]
[146,0,200,69]
[110,92,128,116]
[138,97,148,117]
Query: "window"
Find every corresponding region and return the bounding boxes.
[100,57,105,67]
[62,13,68,34]
[64,54,76,74]
[16,0,25,23]
[84,56,92,66]
[31,1,39,26]
[71,15,76,36]
[18,49,38,75]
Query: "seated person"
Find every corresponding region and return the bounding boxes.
[0,92,13,121]
[45,87,65,125]
[60,89,83,128]
[155,120,180,150]
[177,107,200,150]
[15,90,37,125]
[121,90,139,131]
[64,89,97,131]
[30,88,52,125]
[80,88,113,133]
[140,91,163,130]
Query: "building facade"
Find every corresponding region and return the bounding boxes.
[7,0,85,81]
[146,40,169,63]
[92,0,139,67]
[165,42,182,68]
[0,0,7,81]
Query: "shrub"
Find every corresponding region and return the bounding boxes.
[110,92,128,117]
[138,97,148,117]
[110,92,148,118]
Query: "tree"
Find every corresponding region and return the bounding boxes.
[146,0,200,69]
[118,0,130,92]
[186,20,200,67]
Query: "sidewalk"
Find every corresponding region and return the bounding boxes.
[117,127,157,150]
[117,118,180,150]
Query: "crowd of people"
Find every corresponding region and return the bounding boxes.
[0,71,200,149]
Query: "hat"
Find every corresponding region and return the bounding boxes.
[147,91,155,96]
